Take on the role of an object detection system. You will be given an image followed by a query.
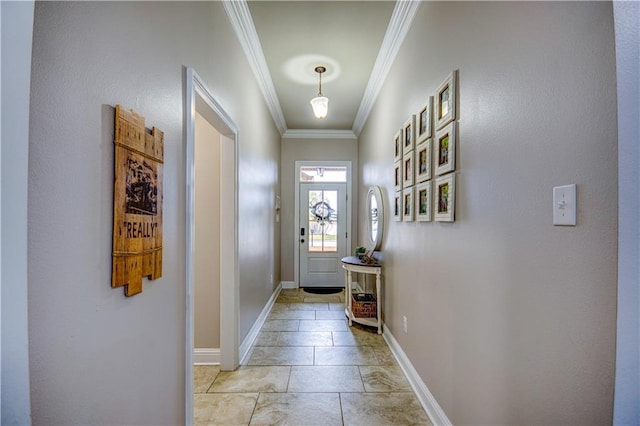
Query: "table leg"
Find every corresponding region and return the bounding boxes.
[376,271,382,334]
[347,269,353,326]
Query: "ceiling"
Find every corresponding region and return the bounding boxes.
[224,1,420,138]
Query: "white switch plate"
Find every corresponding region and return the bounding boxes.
[553,184,576,226]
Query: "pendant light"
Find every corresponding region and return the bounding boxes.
[310,66,329,119]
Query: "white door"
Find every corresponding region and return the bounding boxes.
[299,183,347,287]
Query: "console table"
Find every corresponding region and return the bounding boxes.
[341,256,383,334]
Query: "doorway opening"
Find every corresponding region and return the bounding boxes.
[185,68,239,425]
[294,161,352,288]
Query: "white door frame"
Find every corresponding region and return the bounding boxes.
[185,67,240,425]
[294,160,352,287]
[299,182,348,287]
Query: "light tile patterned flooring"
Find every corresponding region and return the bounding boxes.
[194,288,432,425]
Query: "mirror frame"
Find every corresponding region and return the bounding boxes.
[366,185,384,251]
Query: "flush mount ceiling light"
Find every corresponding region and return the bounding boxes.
[310,66,329,119]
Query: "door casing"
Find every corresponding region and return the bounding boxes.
[299,182,348,287]
[185,67,240,426]
[294,160,352,288]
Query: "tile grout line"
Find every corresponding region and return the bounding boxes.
[246,391,260,426]
[204,368,220,394]
[356,365,367,393]
[285,366,292,393]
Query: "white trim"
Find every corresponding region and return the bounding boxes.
[383,325,452,426]
[294,161,352,288]
[239,283,283,364]
[280,281,297,289]
[352,0,421,135]
[185,67,240,426]
[283,129,357,140]
[222,0,287,135]
[223,0,420,137]
[193,348,221,365]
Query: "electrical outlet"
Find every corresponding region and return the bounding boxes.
[403,316,408,334]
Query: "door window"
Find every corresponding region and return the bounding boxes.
[308,189,338,253]
[300,166,347,183]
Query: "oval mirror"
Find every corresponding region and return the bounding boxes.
[366,186,384,252]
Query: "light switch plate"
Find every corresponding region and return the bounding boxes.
[553,184,576,226]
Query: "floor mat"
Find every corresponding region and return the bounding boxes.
[302,287,343,295]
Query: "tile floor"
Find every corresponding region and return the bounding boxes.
[194,288,432,425]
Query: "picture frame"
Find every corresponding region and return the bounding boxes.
[415,140,432,183]
[415,181,432,222]
[393,130,403,163]
[435,173,455,222]
[403,115,415,153]
[402,151,414,188]
[435,70,457,130]
[435,122,456,176]
[394,191,403,221]
[394,160,402,192]
[416,96,433,145]
[403,186,414,222]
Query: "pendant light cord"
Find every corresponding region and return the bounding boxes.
[314,65,326,97]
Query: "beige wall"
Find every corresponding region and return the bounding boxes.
[27,2,280,423]
[358,2,617,425]
[194,112,221,349]
[280,137,358,282]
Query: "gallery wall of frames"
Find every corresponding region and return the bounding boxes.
[394,70,458,223]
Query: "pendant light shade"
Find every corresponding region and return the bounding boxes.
[310,96,329,119]
[310,66,329,119]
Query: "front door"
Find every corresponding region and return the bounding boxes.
[299,183,347,287]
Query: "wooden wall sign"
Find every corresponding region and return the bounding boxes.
[112,105,163,296]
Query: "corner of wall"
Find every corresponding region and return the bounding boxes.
[383,326,452,426]
[613,2,640,424]
[239,283,282,364]
[0,2,34,424]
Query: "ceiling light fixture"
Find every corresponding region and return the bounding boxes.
[310,66,329,119]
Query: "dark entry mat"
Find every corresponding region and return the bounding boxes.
[302,287,343,295]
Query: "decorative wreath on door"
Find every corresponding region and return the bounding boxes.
[310,201,335,222]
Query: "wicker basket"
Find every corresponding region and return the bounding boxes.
[351,293,377,318]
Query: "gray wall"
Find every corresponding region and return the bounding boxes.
[194,113,221,349]
[358,2,617,424]
[1,1,34,424]
[613,1,640,424]
[28,2,280,423]
[280,137,358,282]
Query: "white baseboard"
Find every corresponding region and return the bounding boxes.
[239,282,282,364]
[280,281,297,289]
[383,324,452,426]
[193,348,221,365]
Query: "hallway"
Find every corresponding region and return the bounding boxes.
[193,288,431,425]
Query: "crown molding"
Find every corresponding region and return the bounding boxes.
[352,0,421,136]
[222,0,288,136]
[283,129,357,140]
[224,0,419,138]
